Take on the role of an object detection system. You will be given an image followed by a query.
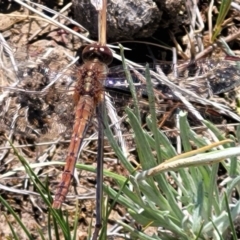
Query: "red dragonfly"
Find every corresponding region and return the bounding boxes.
[51,42,113,208]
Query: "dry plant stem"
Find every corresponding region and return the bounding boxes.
[93,101,105,239]
[14,0,93,44]
[135,139,233,180]
[98,0,107,45]
[208,0,214,41]
[188,0,204,33]
[28,2,72,41]
[177,29,240,72]
[169,31,189,60]
[110,40,172,51]
[93,0,108,238]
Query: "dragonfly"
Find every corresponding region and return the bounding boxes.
[51,42,113,208]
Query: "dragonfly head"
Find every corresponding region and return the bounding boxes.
[82,43,113,65]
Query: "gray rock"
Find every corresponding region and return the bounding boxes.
[72,0,162,40]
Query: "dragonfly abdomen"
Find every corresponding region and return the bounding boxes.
[52,96,95,208]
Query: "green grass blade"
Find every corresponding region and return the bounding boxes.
[103,106,135,174]
[212,0,232,41]
[145,120,177,158]
[5,213,20,240]
[179,112,193,152]
[224,193,238,240]
[37,227,45,240]
[72,201,79,240]
[145,64,163,163]
[126,107,156,170]
[119,44,141,122]
[6,138,74,238]
[0,197,33,239]
[48,211,54,240]
[126,107,184,220]
[117,220,162,240]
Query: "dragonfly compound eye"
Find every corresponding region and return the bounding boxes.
[82,43,113,65]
